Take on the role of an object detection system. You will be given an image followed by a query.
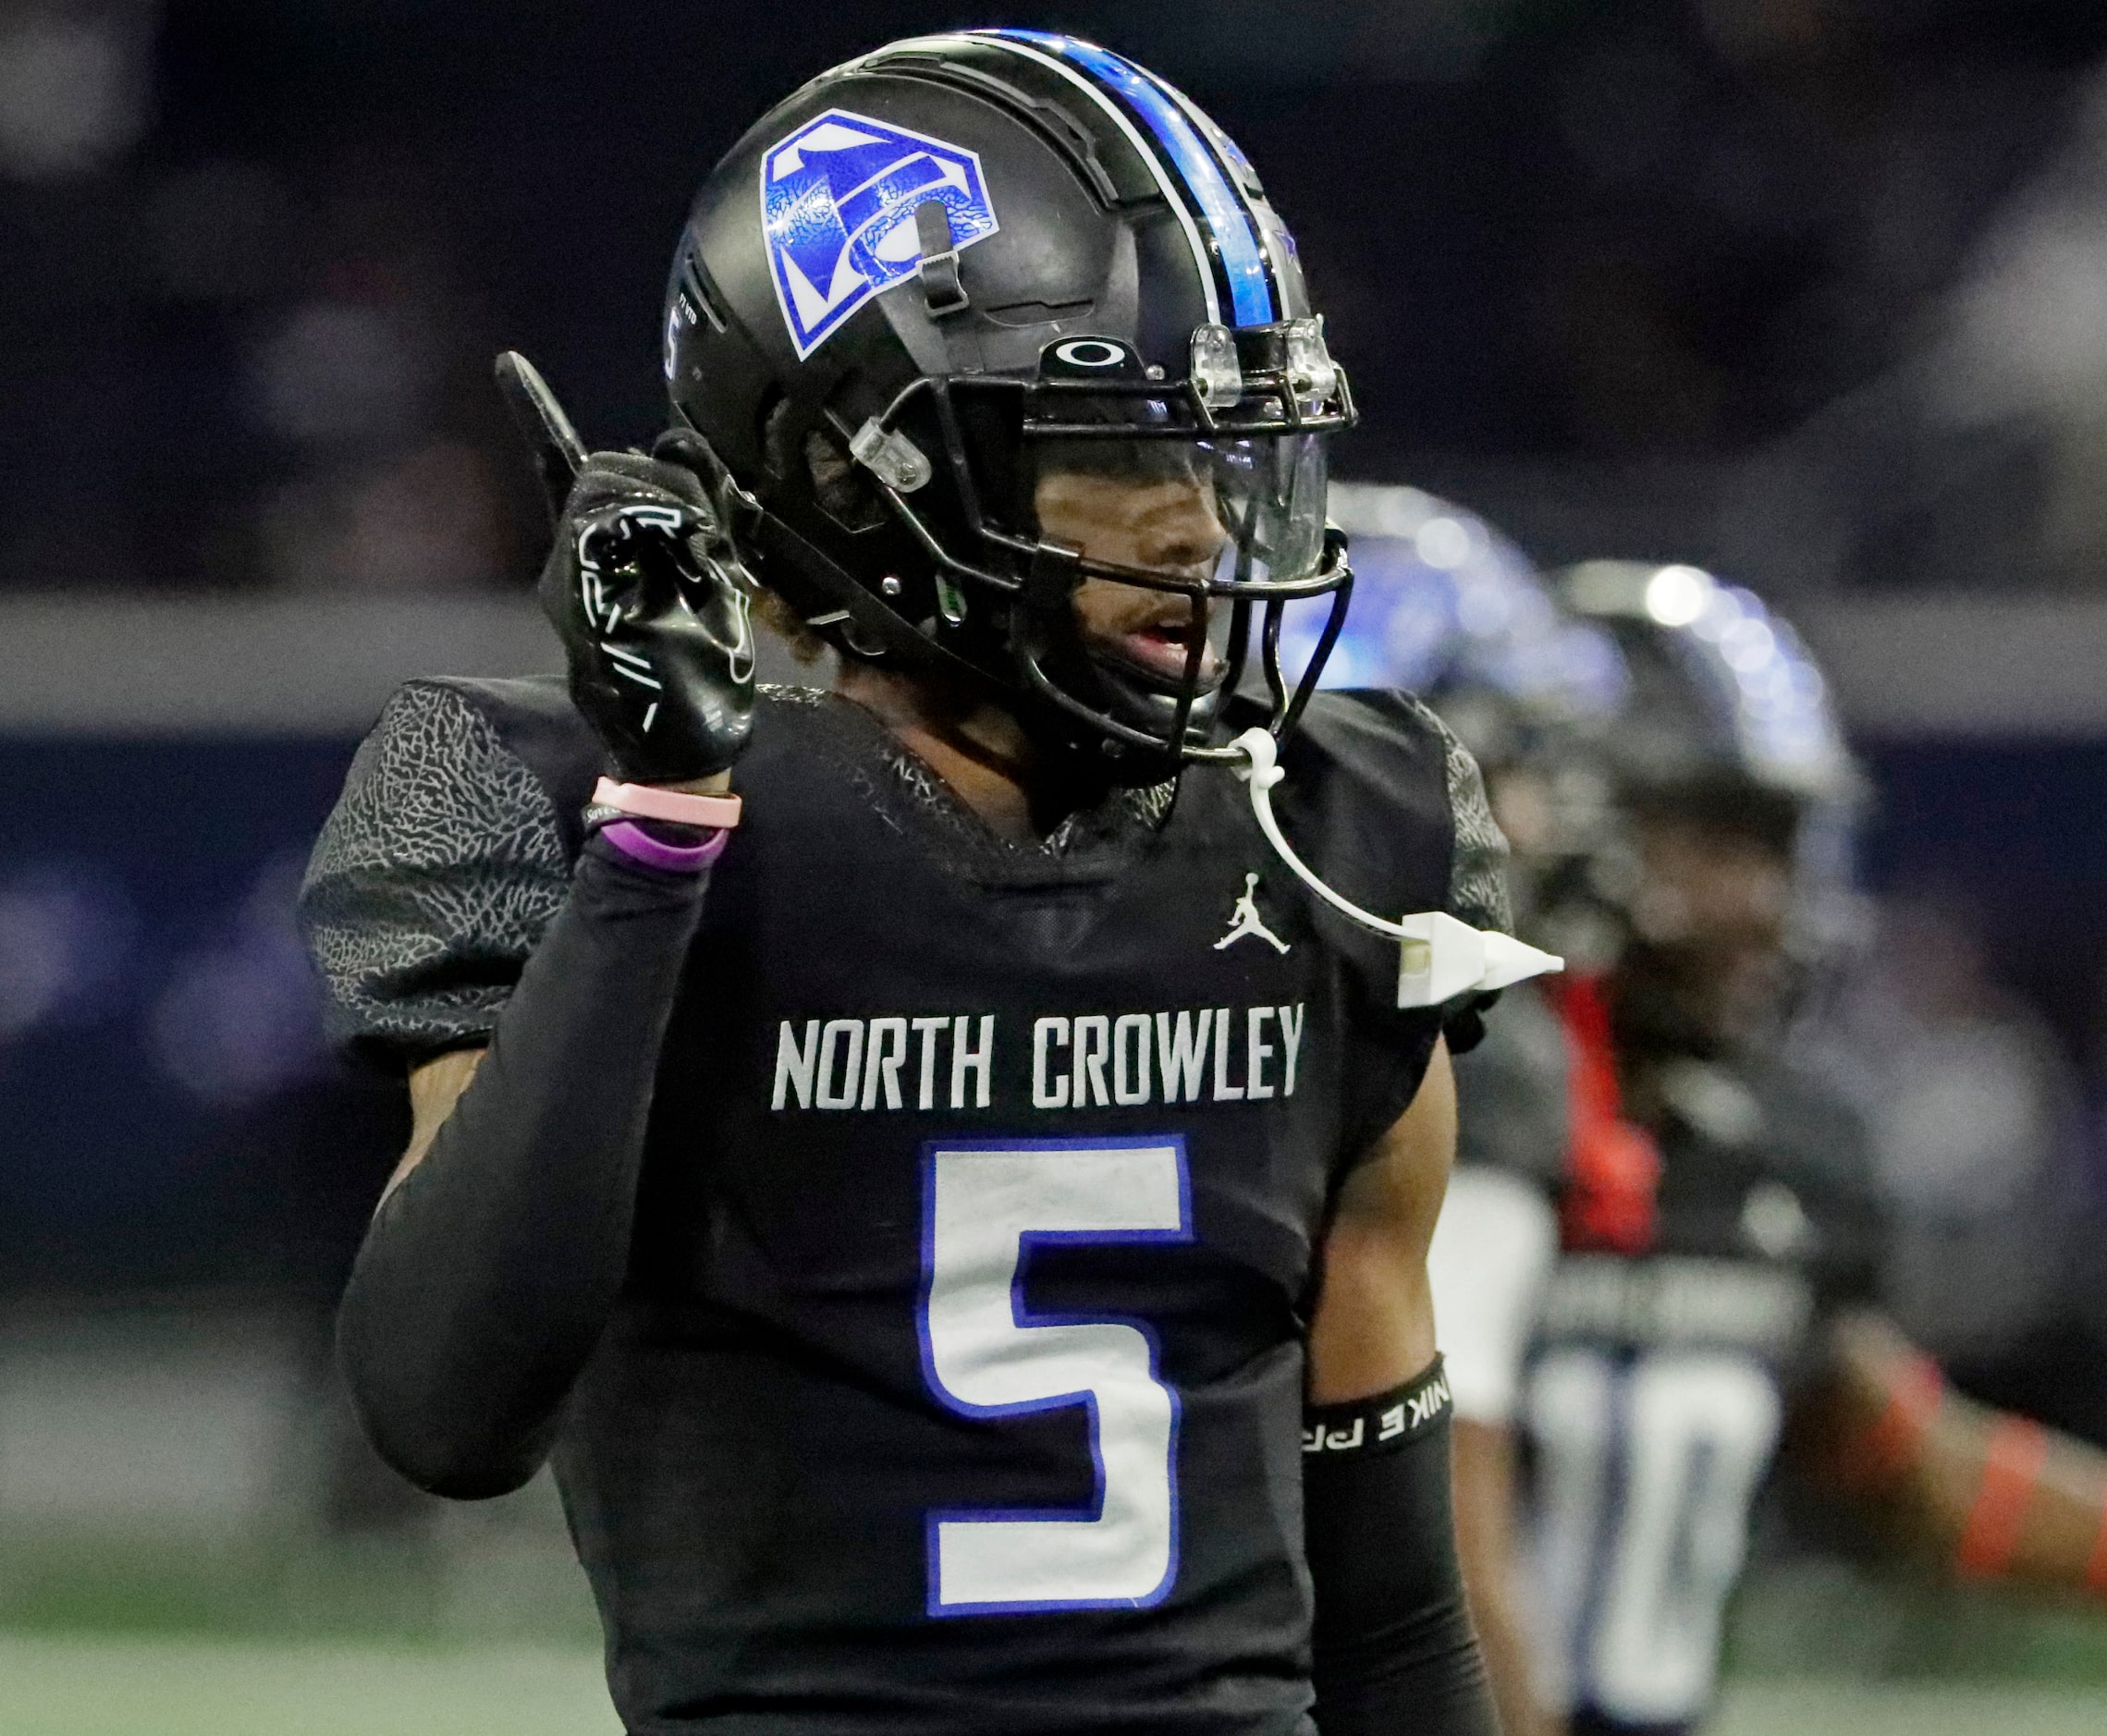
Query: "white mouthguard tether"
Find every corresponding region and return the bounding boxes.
[1229,727,1565,1009]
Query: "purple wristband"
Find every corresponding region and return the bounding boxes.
[596,819,727,874]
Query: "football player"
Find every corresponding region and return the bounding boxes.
[300,32,1530,1736]
[1413,556,2107,1736]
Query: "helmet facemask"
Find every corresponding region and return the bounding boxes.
[833,321,1355,780]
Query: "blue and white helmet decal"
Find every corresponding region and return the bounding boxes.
[760,108,999,359]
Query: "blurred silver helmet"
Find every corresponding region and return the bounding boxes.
[1558,558,1867,1009]
[1280,484,1633,964]
[1559,560,1856,809]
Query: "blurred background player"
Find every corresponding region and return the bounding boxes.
[1285,487,1631,1736]
[1513,558,1881,1736]
[1292,511,2107,1734]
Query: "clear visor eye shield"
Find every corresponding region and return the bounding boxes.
[847,318,1352,759]
[849,317,1560,1009]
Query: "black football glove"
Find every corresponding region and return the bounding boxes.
[496,351,755,785]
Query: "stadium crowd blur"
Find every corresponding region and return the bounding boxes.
[4,0,2107,1610]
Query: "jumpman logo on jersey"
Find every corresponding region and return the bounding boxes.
[1215,874,1290,955]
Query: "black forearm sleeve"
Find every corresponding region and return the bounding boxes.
[337,834,708,1499]
[1305,1358,1501,1736]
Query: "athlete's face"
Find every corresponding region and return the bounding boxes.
[1622,810,1795,1054]
[1033,468,1227,686]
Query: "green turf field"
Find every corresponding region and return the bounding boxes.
[0,1635,620,1736]
[5,1633,2107,1736]
[6,1507,2105,1735]
[1709,1682,2107,1735]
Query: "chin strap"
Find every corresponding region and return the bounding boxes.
[1229,727,1565,1010]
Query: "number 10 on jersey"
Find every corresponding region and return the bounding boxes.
[919,1136,1192,1616]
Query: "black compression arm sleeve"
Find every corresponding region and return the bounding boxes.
[1305,1359,1500,1736]
[337,834,708,1499]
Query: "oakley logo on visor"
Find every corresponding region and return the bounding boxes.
[760,108,999,359]
[1040,336,1145,378]
[1053,338,1126,368]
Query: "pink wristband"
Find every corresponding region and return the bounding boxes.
[596,820,728,874]
[593,777,742,830]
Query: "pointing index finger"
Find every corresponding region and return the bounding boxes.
[495,350,589,520]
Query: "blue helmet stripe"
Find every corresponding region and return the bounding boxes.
[988,31,1276,326]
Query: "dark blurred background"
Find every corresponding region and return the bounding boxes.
[18,0,2107,597]
[6,3,2107,1727]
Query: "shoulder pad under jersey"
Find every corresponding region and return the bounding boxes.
[1274,688,1512,931]
[298,675,596,1068]
[1268,688,1513,1049]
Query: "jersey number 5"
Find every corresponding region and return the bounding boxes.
[919,1136,1191,1617]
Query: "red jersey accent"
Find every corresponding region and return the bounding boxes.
[1954,1416,2051,1580]
[1551,974,1662,1254]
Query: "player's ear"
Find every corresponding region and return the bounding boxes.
[495,350,587,525]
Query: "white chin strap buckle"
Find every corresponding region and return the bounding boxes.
[1228,727,1563,1010]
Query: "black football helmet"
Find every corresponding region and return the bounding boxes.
[1558,559,1865,1048]
[1557,560,1857,837]
[660,29,1354,781]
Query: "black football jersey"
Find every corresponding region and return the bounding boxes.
[1453,1014,1882,1734]
[301,679,1508,1736]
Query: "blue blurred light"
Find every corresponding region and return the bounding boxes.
[1285,486,1627,721]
